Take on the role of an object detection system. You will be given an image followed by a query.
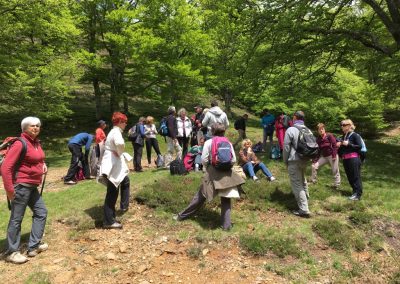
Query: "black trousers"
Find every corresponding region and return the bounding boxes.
[177,136,190,158]
[103,176,130,225]
[64,144,83,181]
[145,138,161,164]
[343,157,363,197]
[133,143,143,171]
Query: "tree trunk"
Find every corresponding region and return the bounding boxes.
[223,88,233,118]
[123,93,129,114]
[93,78,102,119]
[87,2,102,119]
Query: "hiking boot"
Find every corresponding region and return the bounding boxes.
[292,210,311,218]
[27,243,48,257]
[172,214,182,221]
[348,194,360,201]
[103,222,123,229]
[64,180,76,185]
[6,252,29,264]
[269,176,276,182]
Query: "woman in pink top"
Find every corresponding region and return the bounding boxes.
[1,117,48,264]
[275,112,292,152]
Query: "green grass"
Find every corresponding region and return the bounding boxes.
[312,219,364,251]
[0,98,399,283]
[239,229,305,258]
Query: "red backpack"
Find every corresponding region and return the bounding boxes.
[211,136,233,170]
[0,137,27,177]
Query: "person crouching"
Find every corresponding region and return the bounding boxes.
[173,123,245,230]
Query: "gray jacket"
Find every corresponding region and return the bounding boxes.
[202,106,229,136]
[283,122,306,164]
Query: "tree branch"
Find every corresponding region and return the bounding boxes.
[306,27,394,55]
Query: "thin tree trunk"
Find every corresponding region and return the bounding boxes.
[93,78,102,119]
[223,88,233,118]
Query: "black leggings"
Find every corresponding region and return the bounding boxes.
[145,138,161,164]
[343,157,363,197]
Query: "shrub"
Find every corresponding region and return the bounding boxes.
[349,211,374,226]
[312,219,351,251]
[313,219,366,252]
[186,246,202,259]
[240,231,304,258]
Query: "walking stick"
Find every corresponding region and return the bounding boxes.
[40,162,49,196]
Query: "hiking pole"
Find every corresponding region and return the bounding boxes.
[7,198,11,210]
[40,162,49,196]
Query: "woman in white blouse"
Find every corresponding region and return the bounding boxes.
[100,112,130,229]
[176,108,192,158]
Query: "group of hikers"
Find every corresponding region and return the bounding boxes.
[0,101,366,264]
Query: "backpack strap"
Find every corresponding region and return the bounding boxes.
[13,137,28,180]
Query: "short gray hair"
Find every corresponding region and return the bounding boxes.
[21,117,41,131]
[177,108,187,117]
[167,106,176,114]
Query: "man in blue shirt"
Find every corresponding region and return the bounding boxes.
[261,109,275,151]
[64,133,93,185]
[132,117,146,172]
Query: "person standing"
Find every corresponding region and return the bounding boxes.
[176,108,192,158]
[144,116,162,167]
[337,119,363,201]
[261,109,275,151]
[173,123,244,230]
[283,111,311,218]
[1,117,48,263]
[100,112,130,229]
[311,123,340,189]
[64,132,93,185]
[91,120,107,176]
[191,105,205,146]
[275,112,292,153]
[233,114,248,148]
[131,117,146,172]
[165,106,182,167]
[202,100,229,139]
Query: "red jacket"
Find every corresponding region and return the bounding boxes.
[1,133,45,193]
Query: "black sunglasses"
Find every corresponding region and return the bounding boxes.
[340,124,349,127]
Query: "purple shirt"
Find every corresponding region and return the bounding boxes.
[316,133,337,158]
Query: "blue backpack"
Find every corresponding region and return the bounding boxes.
[270,145,281,160]
[348,132,367,162]
[159,117,169,137]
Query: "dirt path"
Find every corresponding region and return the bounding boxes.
[0,202,287,284]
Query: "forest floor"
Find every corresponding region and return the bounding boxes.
[0,123,399,284]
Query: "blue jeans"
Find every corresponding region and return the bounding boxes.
[7,185,47,253]
[242,162,272,178]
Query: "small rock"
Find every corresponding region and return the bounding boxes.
[84,255,95,266]
[154,236,168,244]
[161,271,174,277]
[53,258,65,264]
[106,252,116,260]
[137,265,148,274]
[119,245,127,253]
[202,249,209,256]
[89,236,98,241]
[247,224,255,231]
[139,281,150,284]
